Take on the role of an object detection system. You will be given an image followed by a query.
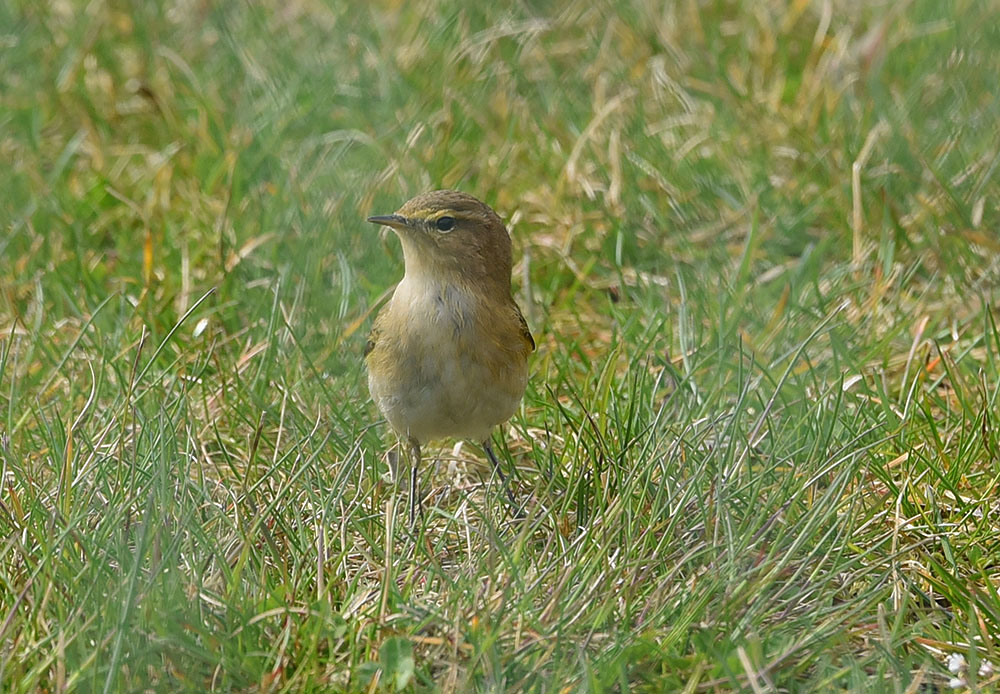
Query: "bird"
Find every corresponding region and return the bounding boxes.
[364,190,534,528]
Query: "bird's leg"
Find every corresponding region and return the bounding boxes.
[407,438,422,530]
[483,437,520,514]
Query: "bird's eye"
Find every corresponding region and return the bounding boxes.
[435,216,455,232]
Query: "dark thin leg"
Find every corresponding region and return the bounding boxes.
[407,438,422,530]
[483,437,519,514]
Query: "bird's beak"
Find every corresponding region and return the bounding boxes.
[367,214,408,230]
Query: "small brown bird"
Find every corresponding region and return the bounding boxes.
[365,190,534,527]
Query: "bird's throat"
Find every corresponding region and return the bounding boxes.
[393,272,475,334]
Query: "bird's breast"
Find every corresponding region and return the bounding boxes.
[367,276,528,443]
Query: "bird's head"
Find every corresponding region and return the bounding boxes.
[367,190,513,290]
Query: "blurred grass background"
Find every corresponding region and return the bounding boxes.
[2,0,1000,691]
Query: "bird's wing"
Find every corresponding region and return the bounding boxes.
[516,304,535,352]
[364,323,379,358]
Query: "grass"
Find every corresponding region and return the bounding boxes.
[2,0,1000,691]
